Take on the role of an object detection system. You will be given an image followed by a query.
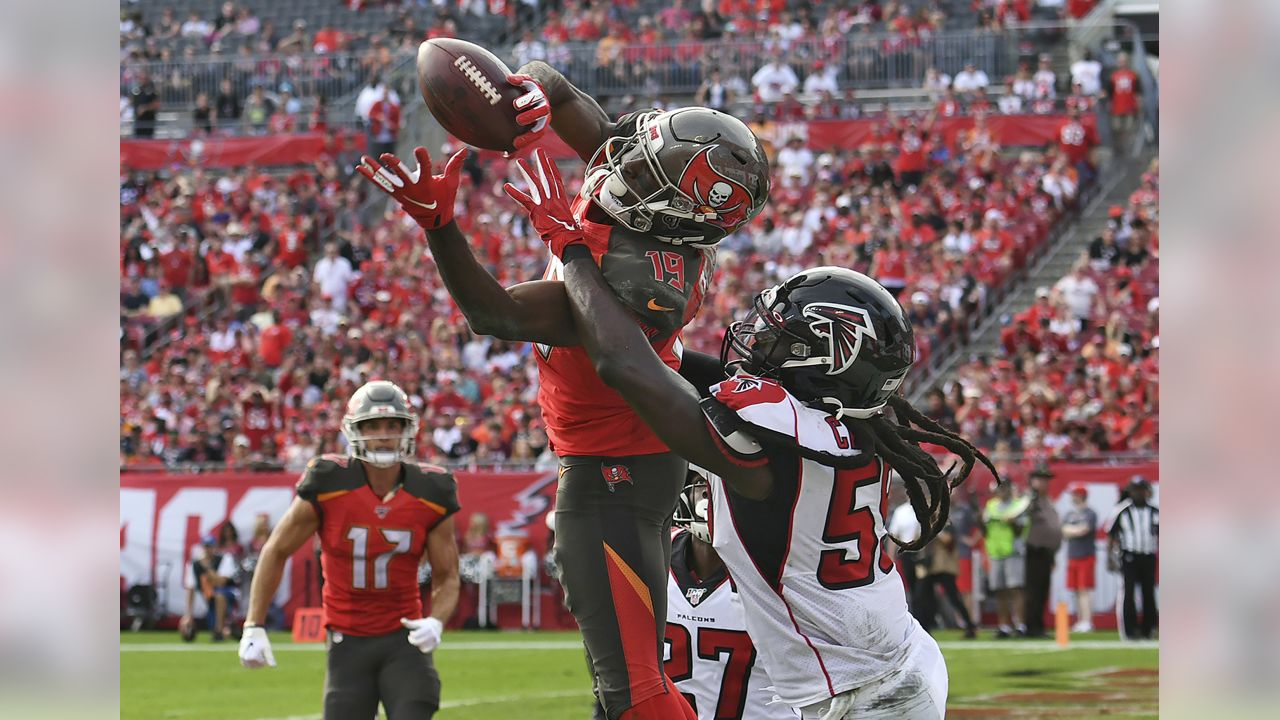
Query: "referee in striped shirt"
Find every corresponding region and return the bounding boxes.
[1106,476,1159,639]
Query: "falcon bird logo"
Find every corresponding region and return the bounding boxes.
[801,303,878,376]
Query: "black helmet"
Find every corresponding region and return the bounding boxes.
[582,107,770,245]
[341,380,419,467]
[721,267,915,419]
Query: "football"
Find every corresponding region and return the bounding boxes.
[417,38,526,153]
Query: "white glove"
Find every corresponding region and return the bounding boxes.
[238,626,276,669]
[821,692,854,719]
[804,691,853,720]
[401,617,443,654]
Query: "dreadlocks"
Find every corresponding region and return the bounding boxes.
[850,395,1001,552]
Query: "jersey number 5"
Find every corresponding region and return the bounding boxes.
[665,624,756,719]
[346,526,413,590]
[816,461,895,590]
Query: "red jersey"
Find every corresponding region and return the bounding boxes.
[1058,119,1096,166]
[297,455,459,636]
[1109,69,1139,116]
[534,197,715,457]
[241,399,278,450]
[894,129,928,175]
[159,248,193,290]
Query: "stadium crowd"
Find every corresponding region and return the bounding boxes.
[926,159,1159,466]
[121,93,1103,470]
[121,0,1117,138]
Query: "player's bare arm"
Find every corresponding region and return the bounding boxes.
[357,146,578,347]
[424,516,461,624]
[426,221,578,346]
[244,497,319,626]
[505,148,771,498]
[513,61,615,162]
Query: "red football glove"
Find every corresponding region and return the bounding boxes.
[503,148,584,259]
[357,147,467,230]
[506,74,550,154]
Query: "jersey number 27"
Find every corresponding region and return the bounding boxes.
[665,624,756,719]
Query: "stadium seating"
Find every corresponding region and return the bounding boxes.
[930,160,1159,460]
[120,107,1094,469]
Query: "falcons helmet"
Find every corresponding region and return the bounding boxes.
[721,267,916,419]
[582,107,769,245]
[341,380,419,468]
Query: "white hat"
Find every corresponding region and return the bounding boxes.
[911,291,930,305]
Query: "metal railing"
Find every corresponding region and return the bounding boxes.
[120,50,408,109]
[543,28,1035,98]
[120,20,1130,118]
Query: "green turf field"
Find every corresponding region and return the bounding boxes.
[120,629,1157,719]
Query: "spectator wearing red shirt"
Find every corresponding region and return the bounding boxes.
[159,234,195,294]
[205,242,240,291]
[1104,53,1142,152]
[429,376,470,417]
[870,236,909,298]
[274,223,308,269]
[258,320,292,369]
[368,90,401,159]
[1057,107,1099,180]
[239,386,279,451]
[935,88,961,117]
[894,119,929,188]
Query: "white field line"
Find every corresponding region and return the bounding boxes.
[250,688,594,720]
[123,639,1156,653]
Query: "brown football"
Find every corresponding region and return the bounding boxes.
[417,38,525,153]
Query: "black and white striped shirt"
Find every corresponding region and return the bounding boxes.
[1107,501,1159,555]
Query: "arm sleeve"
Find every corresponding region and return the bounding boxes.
[699,397,768,467]
[678,350,727,398]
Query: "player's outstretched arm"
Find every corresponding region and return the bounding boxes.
[357,147,578,346]
[512,61,614,162]
[426,221,578,346]
[502,150,772,499]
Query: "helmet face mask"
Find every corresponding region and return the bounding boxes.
[721,267,915,419]
[673,467,713,544]
[342,381,419,468]
[582,108,769,246]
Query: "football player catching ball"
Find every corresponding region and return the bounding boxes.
[357,63,768,720]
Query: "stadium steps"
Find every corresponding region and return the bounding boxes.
[934,147,1157,368]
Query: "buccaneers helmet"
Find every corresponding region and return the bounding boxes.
[341,380,419,468]
[721,267,915,419]
[582,107,770,245]
[672,465,714,544]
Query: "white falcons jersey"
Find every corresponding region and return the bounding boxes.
[700,375,929,710]
[664,531,799,720]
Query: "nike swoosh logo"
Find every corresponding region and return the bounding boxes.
[405,197,438,210]
[647,299,675,312]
